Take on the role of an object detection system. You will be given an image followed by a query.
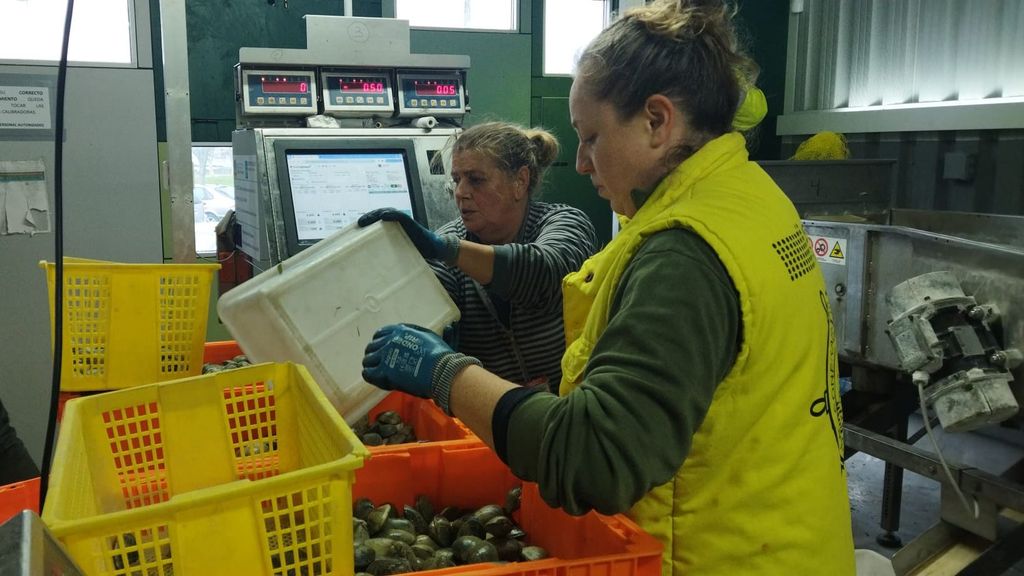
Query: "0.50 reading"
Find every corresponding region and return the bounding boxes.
[339,80,385,93]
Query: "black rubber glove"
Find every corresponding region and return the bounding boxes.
[358,208,460,264]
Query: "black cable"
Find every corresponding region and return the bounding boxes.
[40,0,76,511]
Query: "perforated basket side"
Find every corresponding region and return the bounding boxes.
[39,259,219,391]
[62,270,113,384]
[43,363,367,576]
[157,272,208,377]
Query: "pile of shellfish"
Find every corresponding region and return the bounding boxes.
[202,354,251,373]
[353,487,548,574]
[351,410,417,446]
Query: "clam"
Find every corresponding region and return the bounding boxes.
[353,518,370,543]
[363,538,402,559]
[456,517,485,539]
[414,495,434,521]
[505,486,522,514]
[366,557,412,576]
[382,529,416,546]
[353,498,375,521]
[382,517,415,535]
[472,504,504,525]
[428,517,454,547]
[452,535,484,560]
[490,537,523,562]
[413,535,437,551]
[410,544,435,560]
[464,540,500,564]
[353,544,375,570]
[351,415,371,437]
[367,504,393,535]
[402,505,428,534]
[438,506,463,521]
[377,410,402,425]
[521,545,549,561]
[484,515,514,538]
[433,548,456,566]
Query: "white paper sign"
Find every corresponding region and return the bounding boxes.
[0,160,50,235]
[811,235,847,266]
[0,86,51,130]
[233,155,259,230]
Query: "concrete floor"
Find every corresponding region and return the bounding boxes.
[847,414,1024,574]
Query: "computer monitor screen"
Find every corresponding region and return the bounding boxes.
[285,150,415,243]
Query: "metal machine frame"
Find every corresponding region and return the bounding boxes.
[231,16,469,269]
[766,156,1024,574]
[232,127,460,270]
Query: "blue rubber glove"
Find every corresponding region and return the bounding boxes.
[362,324,482,414]
[361,324,456,398]
[358,208,460,264]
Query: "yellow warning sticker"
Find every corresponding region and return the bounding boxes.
[811,236,847,266]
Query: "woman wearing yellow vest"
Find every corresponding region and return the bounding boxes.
[361,0,855,573]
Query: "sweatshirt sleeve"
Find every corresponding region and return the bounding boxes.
[487,206,597,313]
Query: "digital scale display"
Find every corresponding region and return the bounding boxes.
[397,71,465,118]
[339,80,386,94]
[413,80,459,97]
[322,71,394,117]
[241,69,317,115]
[262,77,309,94]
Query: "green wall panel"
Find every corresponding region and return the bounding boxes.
[736,1,788,161]
[184,1,382,142]
[410,31,531,127]
[538,97,612,247]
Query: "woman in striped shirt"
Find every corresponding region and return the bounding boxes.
[358,122,597,391]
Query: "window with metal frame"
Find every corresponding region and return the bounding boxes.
[543,0,610,76]
[192,144,235,255]
[779,0,1024,135]
[395,0,518,32]
[0,0,135,65]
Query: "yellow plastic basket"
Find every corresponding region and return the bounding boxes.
[42,362,369,576]
[39,257,220,391]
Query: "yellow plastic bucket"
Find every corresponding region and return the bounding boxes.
[42,362,368,575]
[39,258,220,391]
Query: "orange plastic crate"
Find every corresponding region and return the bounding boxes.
[364,392,479,454]
[353,444,662,576]
[203,340,243,364]
[0,477,40,526]
[56,341,247,423]
[205,342,483,452]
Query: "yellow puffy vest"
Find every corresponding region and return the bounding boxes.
[560,133,854,575]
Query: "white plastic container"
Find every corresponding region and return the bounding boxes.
[217,221,460,423]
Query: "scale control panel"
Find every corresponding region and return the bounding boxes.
[321,70,394,117]
[240,69,318,115]
[396,71,465,118]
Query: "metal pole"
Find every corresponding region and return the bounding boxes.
[159,0,196,261]
[344,0,353,16]
[877,415,908,548]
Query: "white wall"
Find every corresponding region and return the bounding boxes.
[0,11,163,465]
